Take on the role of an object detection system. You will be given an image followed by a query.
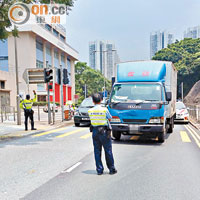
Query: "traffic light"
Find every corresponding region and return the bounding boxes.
[63,68,69,85]
[57,68,69,85]
[44,68,53,83]
[57,69,61,85]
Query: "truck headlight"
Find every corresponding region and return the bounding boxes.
[149,117,164,124]
[110,116,121,123]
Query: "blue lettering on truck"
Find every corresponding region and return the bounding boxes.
[108,61,177,143]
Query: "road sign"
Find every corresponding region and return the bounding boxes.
[26,68,50,84]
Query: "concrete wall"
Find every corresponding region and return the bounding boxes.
[0,70,16,107]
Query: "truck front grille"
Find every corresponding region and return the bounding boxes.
[123,119,147,123]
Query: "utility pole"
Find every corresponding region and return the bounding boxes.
[181,82,184,102]
[60,65,64,122]
[14,25,21,125]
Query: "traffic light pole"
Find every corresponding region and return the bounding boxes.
[47,82,51,124]
[181,82,184,102]
[60,65,64,122]
[52,67,56,124]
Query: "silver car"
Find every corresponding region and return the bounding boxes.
[175,102,189,123]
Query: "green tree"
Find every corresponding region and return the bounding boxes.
[0,0,75,40]
[75,62,112,105]
[152,38,200,97]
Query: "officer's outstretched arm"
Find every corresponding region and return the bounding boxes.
[19,101,24,109]
[32,91,37,103]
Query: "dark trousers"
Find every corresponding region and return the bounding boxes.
[24,110,34,130]
[92,127,115,173]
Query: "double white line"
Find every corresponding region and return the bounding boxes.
[184,125,200,148]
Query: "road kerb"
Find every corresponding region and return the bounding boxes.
[0,121,74,141]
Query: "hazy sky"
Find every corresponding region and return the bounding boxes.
[66,0,200,64]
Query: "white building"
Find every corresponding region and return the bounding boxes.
[184,26,200,39]
[0,23,78,108]
[150,31,174,58]
[89,40,120,80]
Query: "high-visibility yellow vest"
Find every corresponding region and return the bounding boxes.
[20,94,37,110]
[88,105,108,126]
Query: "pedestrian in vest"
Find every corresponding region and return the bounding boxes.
[88,93,117,175]
[20,90,37,131]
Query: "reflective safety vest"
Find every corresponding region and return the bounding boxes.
[20,94,37,110]
[88,105,109,126]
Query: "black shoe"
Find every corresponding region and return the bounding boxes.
[25,129,28,131]
[31,128,37,130]
[109,169,117,175]
[97,172,103,175]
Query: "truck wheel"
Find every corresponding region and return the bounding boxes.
[112,131,121,140]
[167,119,174,134]
[168,124,173,133]
[75,123,80,127]
[158,132,165,143]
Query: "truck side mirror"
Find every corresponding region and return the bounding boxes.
[166,92,172,102]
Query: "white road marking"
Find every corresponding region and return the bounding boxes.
[61,162,82,173]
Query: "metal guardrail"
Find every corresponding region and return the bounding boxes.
[185,104,200,122]
[0,105,63,123]
[0,106,16,122]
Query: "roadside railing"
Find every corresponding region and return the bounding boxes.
[0,105,63,123]
[185,104,200,122]
[0,106,16,123]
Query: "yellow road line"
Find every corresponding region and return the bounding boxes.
[80,133,92,139]
[180,131,191,143]
[184,125,200,148]
[187,125,200,141]
[130,136,140,140]
[56,128,85,138]
[32,127,70,137]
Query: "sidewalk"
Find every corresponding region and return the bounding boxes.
[0,120,74,140]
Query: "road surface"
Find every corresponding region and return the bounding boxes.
[0,123,199,200]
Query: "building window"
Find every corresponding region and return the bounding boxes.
[53,29,59,37]
[37,84,45,91]
[36,39,44,68]
[36,60,43,69]
[45,24,52,32]
[0,81,5,89]
[46,44,52,67]
[0,39,8,72]
[67,58,71,85]
[61,53,65,68]
[60,34,66,42]
[54,49,59,68]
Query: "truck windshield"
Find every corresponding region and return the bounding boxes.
[111,84,162,103]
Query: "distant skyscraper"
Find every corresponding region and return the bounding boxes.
[150,31,174,58]
[184,26,200,39]
[89,40,120,80]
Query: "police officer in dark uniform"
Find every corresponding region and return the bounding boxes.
[20,90,37,131]
[88,93,117,175]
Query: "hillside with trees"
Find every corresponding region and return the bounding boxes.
[75,62,111,104]
[152,38,200,98]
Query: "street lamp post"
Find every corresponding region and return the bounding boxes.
[14,25,21,125]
